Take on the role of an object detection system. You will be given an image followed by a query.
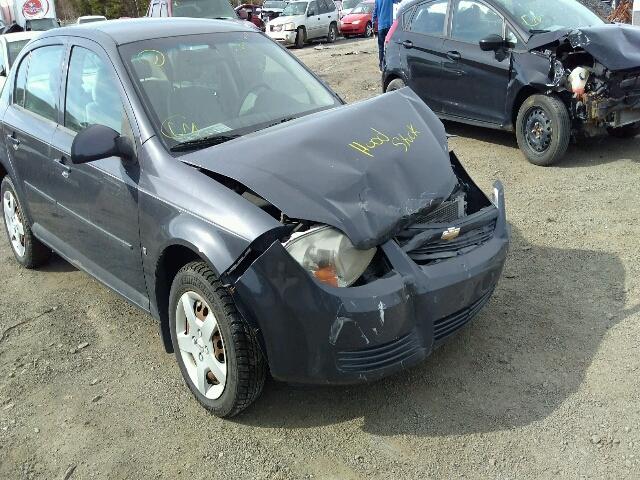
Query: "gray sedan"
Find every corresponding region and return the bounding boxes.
[0,18,508,417]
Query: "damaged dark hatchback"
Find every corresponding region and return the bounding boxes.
[383,0,640,166]
[0,18,509,417]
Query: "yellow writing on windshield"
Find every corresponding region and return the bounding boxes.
[134,49,166,67]
[349,124,421,158]
[161,116,199,140]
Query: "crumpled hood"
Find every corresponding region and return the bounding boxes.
[182,88,458,249]
[527,24,640,72]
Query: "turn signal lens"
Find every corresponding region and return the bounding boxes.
[284,226,377,288]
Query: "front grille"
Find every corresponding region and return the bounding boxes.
[336,332,421,373]
[415,195,465,224]
[406,221,496,265]
[434,289,494,342]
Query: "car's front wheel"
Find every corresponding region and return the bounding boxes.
[1,176,50,268]
[516,94,570,166]
[295,26,306,48]
[169,261,266,417]
[364,22,373,37]
[327,23,338,43]
[607,121,640,139]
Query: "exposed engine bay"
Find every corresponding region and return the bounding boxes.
[522,25,640,135]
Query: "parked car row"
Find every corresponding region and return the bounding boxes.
[0,17,509,418]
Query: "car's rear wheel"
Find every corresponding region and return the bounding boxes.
[385,78,406,92]
[516,94,570,166]
[295,26,306,48]
[327,23,338,43]
[364,22,373,37]
[1,176,49,268]
[607,121,640,139]
[169,261,266,417]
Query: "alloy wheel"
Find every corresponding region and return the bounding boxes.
[365,23,373,37]
[524,107,553,153]
[3,190,25,258]
[175,291,227,400]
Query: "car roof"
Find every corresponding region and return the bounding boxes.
[38,17,255,46]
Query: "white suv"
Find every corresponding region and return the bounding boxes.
[266,0,339,48]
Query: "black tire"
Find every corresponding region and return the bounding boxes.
[385,78,406,92]
[516,94,570,166]
[1,176,50,268]
[364,21,373,38]
[294,26,305,48]
[169,261,266,418]
[327,23,338,43]
[607,121,640,139]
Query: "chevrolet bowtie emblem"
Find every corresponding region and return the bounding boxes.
[441,227,461,241]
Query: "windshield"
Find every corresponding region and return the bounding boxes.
[493,0,604,33]
[7,40,30,68]
[26,18,58,31]
[351,2,373,13]
[171,0,236,19]
[263,1,286,8]
[121,32,339,151]
[282,2,308,15]
[342,0,359,9]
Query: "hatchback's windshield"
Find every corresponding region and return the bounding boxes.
[342,0,359,9]
[172,0,236,19]
[120,32,339,151]
[282,2,308,15]
[351,3,373,14]
[494,0,604,33]
[7,40,30,67]
[263,1,287,8]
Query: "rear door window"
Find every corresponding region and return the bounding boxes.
[409,0,449,36]
[20,45,65,122]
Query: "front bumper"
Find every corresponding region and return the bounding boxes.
[267,29,297,45]
[339,23,365,35]
[233,183,509,385]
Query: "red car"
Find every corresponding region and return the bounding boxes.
[339,0,376,38]
[235,4,265,31]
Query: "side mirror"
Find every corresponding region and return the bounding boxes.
[479,34,506,51]
[238,8,248,19]
[307,10,315,16]
[71,125,134,165]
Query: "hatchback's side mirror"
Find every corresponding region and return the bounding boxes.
[71,124,134,165]
[479,34,506,51]
[307,9,316,16]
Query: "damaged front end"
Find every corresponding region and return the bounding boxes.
[226,153,508,385]
[524,25,640,135]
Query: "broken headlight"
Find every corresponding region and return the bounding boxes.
[284,226,377,288]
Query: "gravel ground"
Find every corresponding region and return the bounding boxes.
[1,37,639,479]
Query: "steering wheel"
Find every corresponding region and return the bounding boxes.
[239,83,273,116]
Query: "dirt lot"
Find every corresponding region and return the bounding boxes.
[2,37,640,479]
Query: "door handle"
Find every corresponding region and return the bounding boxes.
[6,134,20,150]
[54,156,71,178]
[446,50,462,60]
[401,40,413,49]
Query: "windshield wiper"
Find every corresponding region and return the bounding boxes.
[170,134,240,152]
[529,29,551,34]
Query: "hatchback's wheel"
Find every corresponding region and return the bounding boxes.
[607,121,640,139]
[516,94,570,166]
[364,22,373,37]
[385,78,406,92]
[327,23,338,43]
[295,27,305,48]
[169,261,266,417]
[1,176,49,268]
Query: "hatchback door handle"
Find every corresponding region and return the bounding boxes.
[6,134,20,150]
[401,40,413,49]
[447,50,462,60]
